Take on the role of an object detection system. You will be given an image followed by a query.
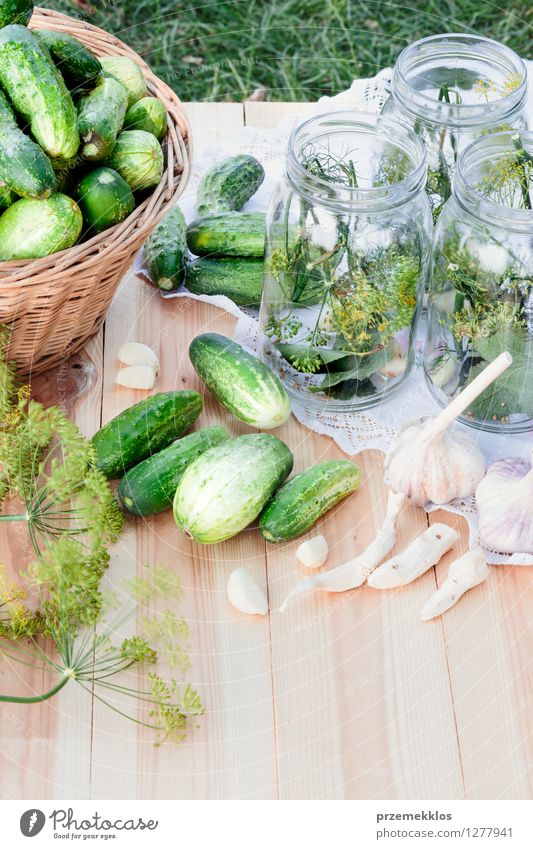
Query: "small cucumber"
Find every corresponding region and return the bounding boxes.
[78,77,128,161]
[100,55,147,108]
[103,130,164,192]
[0,193,82,260]
[173,433,293,544]
[74,167,134,234]
[0,186,16,209]
[186,212,265,258]
[0,0,33,27]
[118,425,230,516]
[186,257,263,306]
[35,29,102,92]
[144,205,188,291]
[189,333,291,430]
[91,390,203,478]
[259,460,362,542]
[124,96,167,141]
[196,154,265,215]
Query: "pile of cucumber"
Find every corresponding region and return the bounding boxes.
[144,154,266,306]
[0,0,167,261]
[91,333,361,545]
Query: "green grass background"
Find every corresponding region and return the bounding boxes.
[45,1,532,101]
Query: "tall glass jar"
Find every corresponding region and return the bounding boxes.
[382,34,528,220]
[425,130,533,433]
[259,111,432,412]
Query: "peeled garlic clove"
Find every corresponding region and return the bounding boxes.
[296,535,329,569]
[476,453,533,555]
[118,342,160,373]
[227,568,268,616]
[368,523,459,589]
[116,365,157,390]
[421,550,489,620]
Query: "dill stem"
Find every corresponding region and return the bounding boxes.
[0,675,69,703]
[511,134,532,210]
[0,513,28,522]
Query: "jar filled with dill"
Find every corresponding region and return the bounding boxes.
[382,34,528,221]
[426,130,533,433]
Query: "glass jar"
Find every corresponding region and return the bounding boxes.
[259,111,432,412]
[382,34,528,220]
[425,130,533,433]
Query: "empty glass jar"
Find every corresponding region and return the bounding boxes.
[259,111,432,412]
[425,130,533,433]
[382,34,528,220]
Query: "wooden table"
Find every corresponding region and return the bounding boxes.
[1,102,533,801]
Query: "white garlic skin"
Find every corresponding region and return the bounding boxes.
[227,568,268,616]
[476,457,533,555]
[118,342,160,372]
[296,535,329,569]
[384,418,486,506]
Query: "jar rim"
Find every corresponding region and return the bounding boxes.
[454,130,533,229]
[393,33,527,128]
[286,110,427,211]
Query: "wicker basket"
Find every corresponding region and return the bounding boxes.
[0,7,191,376]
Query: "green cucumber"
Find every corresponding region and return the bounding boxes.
[118,425,230,516]
[186,257,263,306]
[196,154,265,215]
[91,390,203,479]
[0,0,33,27]
[35,29,102,93]
[259,460,362,542]
[144,205,188,291]
[0,25,79,160]
[124,96,167,141]
[0,186,16,209]
[102,130,163,192]
[0,89,57,198]
[100,55,147,108]
[186,212,265,258]
[0,193,82,260]
[78,77,128,161]
[74,167,134,234]
[173,433,293,544]
[189,333,291,429]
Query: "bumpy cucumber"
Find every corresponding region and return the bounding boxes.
[144,205,188,291]
[0,0,33,27]
[100,55,147,108]
[91,390,203,478]
[186,257,263,306]
[74,167,134,234]
[0,25,79,160]
[0,193,82,260]
[189,333,291,429]
[173,433,293,544]
[186,212,265,258]
[35,29,102,92]
[0,89,56,199]
[103,130,163,191]
[196,154,265,215]
[124,96,167,141]
[118,425,229,516]
[259,460,362,542]
[78,77,128,161]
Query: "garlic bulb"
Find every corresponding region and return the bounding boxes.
[296,535,329,569]
[421,550,489,620]
[368,523,459,589]
[476,452,533,555]
[227,568,268,616]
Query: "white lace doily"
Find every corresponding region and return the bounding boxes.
[134,63,533,566]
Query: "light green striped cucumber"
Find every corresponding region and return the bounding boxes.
[189,333,291,429]
[0,193,82,260]
[0,89,56,198]
[259,460,362,542]
[103,130,163,191]
[124,96,167,141]
[144,205,188,291]
[186,212,265,258]
[0,25,79,160]
[173,433,294,544]
[78,77,128,161]
[100,55,147,108]
[118,425,230,516]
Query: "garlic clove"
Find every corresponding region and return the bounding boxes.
[118,342,160,373]
[296,535,329,569]
[367,523,459,589]
[227,568,268,616]
[116,365,157,390]
[475,452,533,555]
[421,550,489,620]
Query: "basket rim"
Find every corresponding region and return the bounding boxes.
[0,6,190,275]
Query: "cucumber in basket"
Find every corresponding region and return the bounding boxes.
[144,206,188,291]
[259,460,362,542]
[0,186,16,210]
[103,130,164,192]
[35,29,102,92]
[124,97,167,142]
[196,154,265,215]
[0,90,57,199]
[100,55,147,108]
[74,167,135,235]
[0,0,33,27]
[173,433,293,544]
[118,425,230,516]
[189,333,291,429]
[186,212,265,258]
[78,77,128,161]
[186,257,264,306]
[0,25,79,160]
[91,390,203,478]
[0,194,82,261]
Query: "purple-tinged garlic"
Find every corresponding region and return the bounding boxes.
[384,352,512,506]
[421,550,489,620]
[475,453,533,555]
